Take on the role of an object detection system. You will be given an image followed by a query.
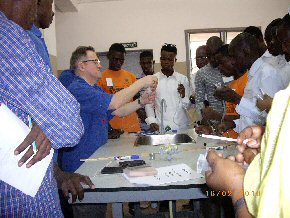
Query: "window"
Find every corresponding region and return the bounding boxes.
[185,28,245,80]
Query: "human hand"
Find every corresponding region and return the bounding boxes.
[141,75,158,89]
[15,123,51,168]
[216,121,236,135]
[234,148,259,166]
[149,123,159,132]
[195,125,213,135]
[206,150,245,203]
[108,128,124,139]
[256,94,272,113]
[236,125,264,153]
[214,86,241,104]
[201,107,221,121]
[140,89,156,105]
[233,125,263,165]
[56,170,95,203]
[177,84,185,98]
[136,108,147,122]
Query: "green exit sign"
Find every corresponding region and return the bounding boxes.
[121,42,137,48]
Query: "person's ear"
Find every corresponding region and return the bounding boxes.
[77,61,85,71]
[175,58,177,63]
[153,60,155,65]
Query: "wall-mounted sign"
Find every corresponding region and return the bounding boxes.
[121,42,138,48]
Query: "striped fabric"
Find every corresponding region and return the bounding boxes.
[0,12,84,217]
[194,64,225,114]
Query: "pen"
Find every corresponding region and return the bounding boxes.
[28,115,37,154]
[114,155,140,160]
[257,88,265,100]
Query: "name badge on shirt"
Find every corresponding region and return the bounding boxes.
[106,78,114,87]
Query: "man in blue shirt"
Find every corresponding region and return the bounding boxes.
[26,1,96,216]
[61,46,157,172]
[27,0,54,72]
[0,1,84,217]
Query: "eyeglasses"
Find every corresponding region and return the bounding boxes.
[195,56,208,60]
[82,59,101,65]
[163,43,176,48]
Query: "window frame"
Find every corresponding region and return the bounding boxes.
[184,27,247,79]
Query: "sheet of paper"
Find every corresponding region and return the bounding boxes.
[123,163,203,186]
[0,103,53,197]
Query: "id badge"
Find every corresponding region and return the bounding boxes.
[106,78,114,87]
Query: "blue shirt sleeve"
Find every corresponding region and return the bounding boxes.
[107,109,114,121]
[0,19,84,149]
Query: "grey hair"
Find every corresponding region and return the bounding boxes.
[70,46,95,70]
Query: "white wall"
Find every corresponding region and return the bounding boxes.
[55,0,289,70]
[43,2,57,56]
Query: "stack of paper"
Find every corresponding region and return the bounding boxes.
[0,103,53,197]
[123,163,203,186]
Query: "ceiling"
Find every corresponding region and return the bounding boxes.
[78,0,123,3]
[55,0,124,12]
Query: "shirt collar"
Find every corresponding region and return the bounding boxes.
[29,24,42,38]
[0,11,9,21]
[160,70,177,78]
[262,50,273,58]
[249,57,263,77]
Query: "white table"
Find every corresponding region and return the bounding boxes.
[75,132,235,217]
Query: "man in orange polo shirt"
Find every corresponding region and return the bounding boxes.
[98,43,141,132]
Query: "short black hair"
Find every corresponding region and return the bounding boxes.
[281,13,290,28]
[230,33,260,55]
[243,26,263,40]
[140,50,153,59]
[161,43,177,54]
[109,43,126,53]
[265,18,282,41]
[216,44,230,57]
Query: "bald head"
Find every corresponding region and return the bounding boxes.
[206,36,223,68]
[196,45,207,55]
[0,0,37,30]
